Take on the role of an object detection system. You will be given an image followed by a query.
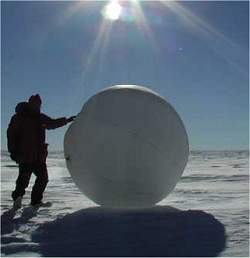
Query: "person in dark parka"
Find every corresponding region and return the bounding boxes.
[7,94,75,208]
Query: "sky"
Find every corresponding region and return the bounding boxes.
[1,0,249,151]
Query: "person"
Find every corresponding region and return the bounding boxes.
[7,94,76,208]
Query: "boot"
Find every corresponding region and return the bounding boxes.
[13,196,22,210]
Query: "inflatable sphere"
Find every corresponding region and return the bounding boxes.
[64,85,189,208]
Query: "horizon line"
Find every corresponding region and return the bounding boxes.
[1,149,249,153]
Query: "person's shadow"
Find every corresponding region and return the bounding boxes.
[31,206,226,257]
[1,206,39,235]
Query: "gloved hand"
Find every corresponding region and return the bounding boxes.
[67,116,76,123]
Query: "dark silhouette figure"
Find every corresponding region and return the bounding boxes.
[7,94,75,207]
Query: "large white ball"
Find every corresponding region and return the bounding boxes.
[64,85,189,208]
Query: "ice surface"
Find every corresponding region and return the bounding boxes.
[1,150,249,257]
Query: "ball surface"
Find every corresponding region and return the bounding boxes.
[64,85,189,208]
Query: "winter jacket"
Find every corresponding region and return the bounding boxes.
[7,112,67,164]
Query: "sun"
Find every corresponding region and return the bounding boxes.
[102,0,122,21]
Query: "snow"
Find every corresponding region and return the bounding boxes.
[1,150,249,257]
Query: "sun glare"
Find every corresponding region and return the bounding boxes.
[102,0,122,21]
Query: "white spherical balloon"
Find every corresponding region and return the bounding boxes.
[64,85,189,208]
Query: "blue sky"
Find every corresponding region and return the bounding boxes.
[1,1,249,151]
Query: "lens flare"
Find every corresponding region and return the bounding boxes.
[102,0,122,21]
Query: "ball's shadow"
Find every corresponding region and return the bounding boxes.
[32,206,226,257]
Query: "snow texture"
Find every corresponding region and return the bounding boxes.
[1,150,249,257]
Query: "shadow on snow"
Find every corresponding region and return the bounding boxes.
[28,205,226,257]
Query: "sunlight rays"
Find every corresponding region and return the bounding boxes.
[79,0,162,81]
[160,1,237,47]
[160,1,248,76]
[62,0,159,85]
[102,0,122,21]
[55,1,87,27]
[63,0,247,109]
[79,0,157,87]
[131,0,160,56]
[78,18,113,99]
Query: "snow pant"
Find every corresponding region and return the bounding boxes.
[12,163,48,205]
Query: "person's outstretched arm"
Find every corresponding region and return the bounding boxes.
[41,114,76,130]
